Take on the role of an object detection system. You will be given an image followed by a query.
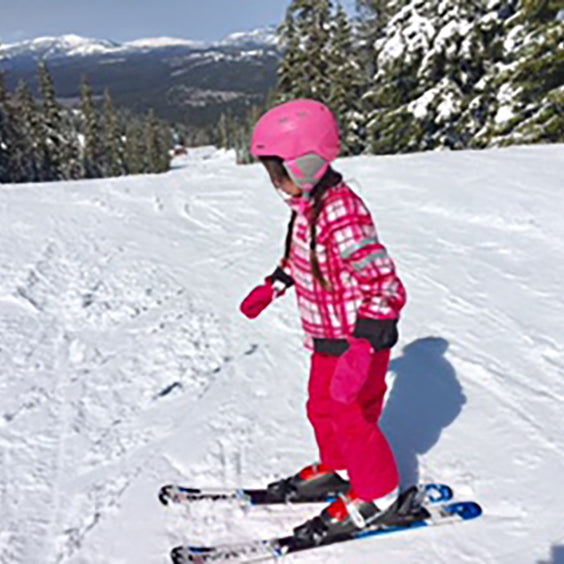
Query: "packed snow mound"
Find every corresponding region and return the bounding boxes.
[1,145,564,563]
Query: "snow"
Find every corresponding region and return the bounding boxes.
[220,27,279,47]
[408,88,436,118]
[1,145,564,563]
[124,38,209,50]
[495,82,519,124]
[494,105,515,124]
[377,7,435,66]
[504,24,525,54]
[436,90,460,122]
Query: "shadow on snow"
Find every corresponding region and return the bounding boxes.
[538,545,564,564]
[382,337,466,489]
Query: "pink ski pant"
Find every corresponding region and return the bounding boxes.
[307,350,399,501]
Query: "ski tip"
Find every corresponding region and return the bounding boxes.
[447,501,483,521]
[424,483,454,503]
[159,485,173,506]
[171,545,213,563]
[170,545,186,563]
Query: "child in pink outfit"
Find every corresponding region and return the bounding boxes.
[240,99,406,542]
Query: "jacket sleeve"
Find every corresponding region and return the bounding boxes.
[322,193,407,349]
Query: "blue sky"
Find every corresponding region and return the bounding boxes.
[0,0,357,44]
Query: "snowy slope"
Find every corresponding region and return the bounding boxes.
[1,145,564,564]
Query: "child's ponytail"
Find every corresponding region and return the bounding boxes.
[284,211,297,261]
[309,187,330,289]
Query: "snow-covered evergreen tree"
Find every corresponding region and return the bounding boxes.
[280,0,334,101]
[476,0,564,146]
[159,121,173,172]
[104,89,126,177]
[0,71,12,183]
[354,0,396,80]
[60,110,83,180]
[146,110,171,173]
[327,3,366,154]
[217,112,230,149]
[81,76,104,178]
[10,81,41,182]
[365,0,505,153]
[37,61,66,181]
[0,66,171,183]
[273,0,369,153]
[355,0,396,37]
[234,105,263,164]
[147,110,160,173]
[125,118,145,174]
[276,9,307,102]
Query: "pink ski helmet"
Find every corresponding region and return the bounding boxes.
[251,99,341,191]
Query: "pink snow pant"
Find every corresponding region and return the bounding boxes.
[307,350,399,501]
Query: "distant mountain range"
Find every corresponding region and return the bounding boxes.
[0,30,281,127]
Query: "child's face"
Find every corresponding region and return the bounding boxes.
[274,177,302,198]
[262,164,302,198]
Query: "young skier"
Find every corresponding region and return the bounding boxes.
[240,99,407,545]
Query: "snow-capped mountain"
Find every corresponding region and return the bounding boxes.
[0,28,281,128]
[0,34,121,60]
[220,27,279,48]
[0,27,278,62]
[123,37,210,50]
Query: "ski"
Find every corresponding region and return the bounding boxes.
[169,490,482,563]
[159,482,452,508]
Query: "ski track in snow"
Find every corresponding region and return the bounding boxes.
[1,145,564,563]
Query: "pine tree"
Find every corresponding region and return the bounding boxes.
[0,72,6,104]
[276,8,306,102]
[275,0,336,103]
[124,117,146,175]
[274,0,370,152]
[293,0,334,100]
[355,0,394,34]
[37,61,65,181]
[354,0,396,80]
[11,81,41,182]
[157,120,172,173]
[217,112,231,149]
[365,0,502,153]
[327,3,366,154]
[233,105,263,164]
[147,109,161,173]
[104,89,125,176]
[61,109,83,180]
[478,0,564,146]
[0,70,12,183]
[81,76,104,178]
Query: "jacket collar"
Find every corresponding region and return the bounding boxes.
[287,167,343,216]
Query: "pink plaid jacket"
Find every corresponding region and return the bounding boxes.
[277,179,406,351]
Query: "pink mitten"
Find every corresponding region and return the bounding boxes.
[240,279,276,319]
[331,338,374,404]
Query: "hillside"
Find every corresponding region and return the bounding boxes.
[0,31,280,126]
[1,145,564,563]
